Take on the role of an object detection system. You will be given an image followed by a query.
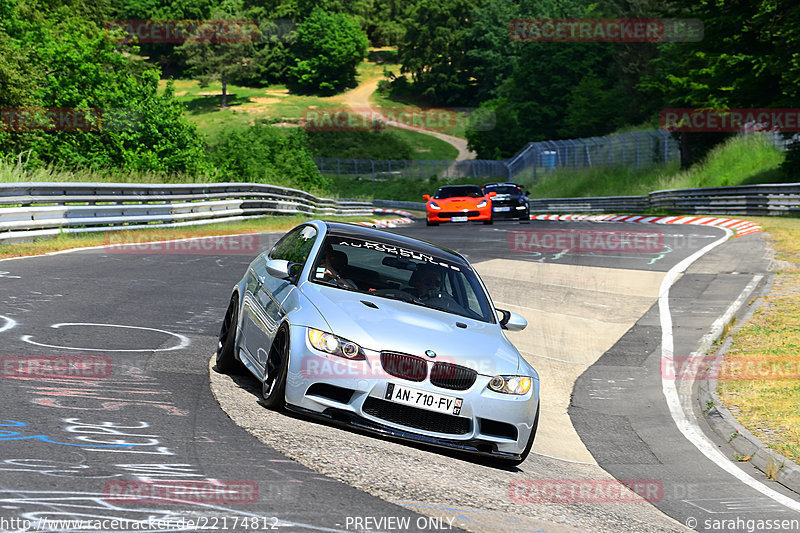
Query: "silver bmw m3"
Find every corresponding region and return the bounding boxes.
[215,220,540,465]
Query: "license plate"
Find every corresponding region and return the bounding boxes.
[450,216,468,222]
[493,207,511,212]
[385,383,462,415]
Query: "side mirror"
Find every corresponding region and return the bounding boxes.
[525,190,530,196]
[496,308,527,331]
[423,194,431,201]
[487,191,497,197]
[265,259,293,280]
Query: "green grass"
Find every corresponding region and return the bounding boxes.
[164,48,468,154]
[0,156,206,184]
[718,217,800,465]
[387,128,459,160]
[520,134,789,200]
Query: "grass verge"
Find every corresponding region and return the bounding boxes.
[523,134,788,199]
[0,215,394,260]
[718,216,800,465]
[325,175,487,202]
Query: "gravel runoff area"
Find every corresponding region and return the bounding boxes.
[208,359,689,533]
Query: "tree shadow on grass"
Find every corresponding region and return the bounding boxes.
[739,168,792,186]
[183,93,248,114]
[367,49,398,64]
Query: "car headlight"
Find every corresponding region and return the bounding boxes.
[477,200,488,208]
[429,201,440,210]
[488,375,532,395]
[307,328,365,360]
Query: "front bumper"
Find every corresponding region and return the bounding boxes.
[491,203,529,219]
[284,326,540,457]
[426,206,492,223]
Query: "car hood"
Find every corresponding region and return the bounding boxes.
[434,197,483,208]
[301,283,522,376]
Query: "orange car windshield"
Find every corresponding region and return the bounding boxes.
[433,187,484,199]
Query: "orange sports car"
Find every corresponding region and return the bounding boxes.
[423,185,496,226]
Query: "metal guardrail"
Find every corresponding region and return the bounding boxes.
[528,195,650,214]
[0,182,373,243]
[375,183,800,216]
[648,183,800,215]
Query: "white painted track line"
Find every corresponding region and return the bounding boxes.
[659,227,800,512]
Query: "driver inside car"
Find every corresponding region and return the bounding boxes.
[319,244,355,289]
[406,264,444,300]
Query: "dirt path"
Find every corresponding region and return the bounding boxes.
[338,79,476,161]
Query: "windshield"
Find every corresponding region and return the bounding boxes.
[433,186,484,199]
[310,235,495,323]
[484,186,520,195]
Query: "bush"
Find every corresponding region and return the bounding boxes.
[210,125,329,192]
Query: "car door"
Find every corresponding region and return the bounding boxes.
[242,225,318,372]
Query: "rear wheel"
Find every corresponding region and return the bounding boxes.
[261,327,290,409]
[215,295,240,374]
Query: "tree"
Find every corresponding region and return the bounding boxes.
[398,0,480,105]
[1,7,208,174]
[463,0,521,104]
[178,11,258,108]
[638,0,800,167]
[286,7,368,95]
[559,73,625,139]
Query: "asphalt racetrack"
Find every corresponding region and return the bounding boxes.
[0,218,798,532]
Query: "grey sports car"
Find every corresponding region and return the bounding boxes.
[215,220,540,465]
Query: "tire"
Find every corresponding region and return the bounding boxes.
[426,219,438,226]
[519,209,530,222]
[505,403,539,467]
[483,215,494,225]
[261,326,290,409]
[215,295,240,374]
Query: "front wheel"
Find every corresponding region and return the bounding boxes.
[483,216,494,225]
[261,327,289,409]
[426,219,439,226]
[215,295,240,374]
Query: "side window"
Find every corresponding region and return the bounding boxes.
[269,226,318,265]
